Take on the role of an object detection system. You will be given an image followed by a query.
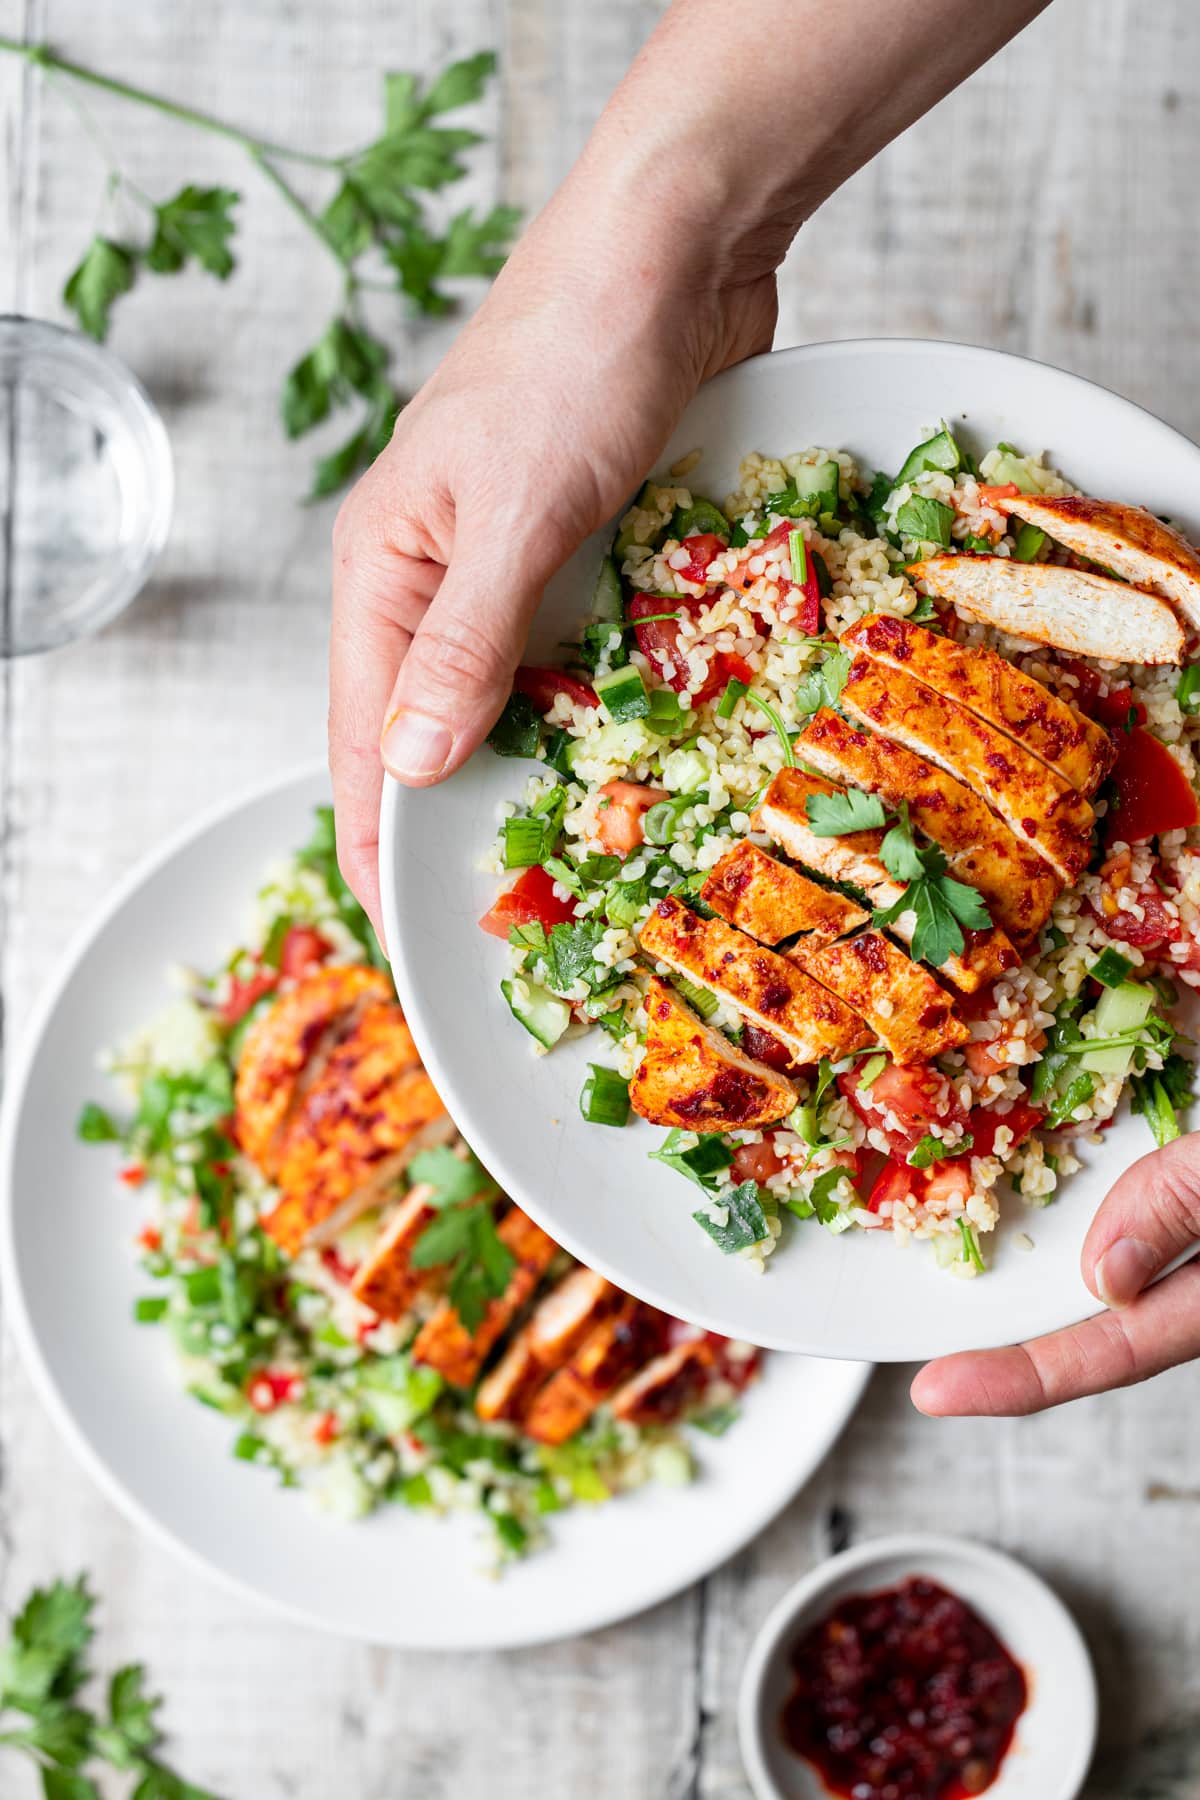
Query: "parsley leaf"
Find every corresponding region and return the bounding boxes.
[62,239,136,341]
[795,647,851,721]
[1,1577,94,1710]
[281,317,388,438]
[692,1180,768,1253]
[874,801,991,965]
[408,1146,512,1332]
[76,1102,120,1144]
[408,1144,493,1209]
[144,186,238,278]
[805,788,887,836]
[1130,1050,1194,1148]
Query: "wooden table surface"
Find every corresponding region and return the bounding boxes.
[3,2,1200,1795]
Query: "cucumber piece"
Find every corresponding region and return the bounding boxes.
[595,663,650,724]
[613,481,665,561]
[593,554,624,620]
[1080,980,1153,1075]
[501,977,571,1050]
[985,450,1039,494]
[894,426,962,487]
[669,498,731,543]
[792,460,841,515]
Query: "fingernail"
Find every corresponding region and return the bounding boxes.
[380,710,453,781]
[1096,1236,1160,1307]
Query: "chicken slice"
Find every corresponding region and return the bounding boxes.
[475,1267,621,1424]
[840,656,1095,884]
[629,977,797,1132]
[841,612,1113,795]
[795,711,1058,943]
[348,1182,436,1321]
[234,964,393,1178]
[1006,494,1200,634]
[521,1299,668,1446]
[752,770,1026,984]
[609,1338,717,1427]
[639,897,871,1064]
[701,839,868,944]
[790,931,966,1063]
[410,1206,558,1391]
[908,553,1183,665]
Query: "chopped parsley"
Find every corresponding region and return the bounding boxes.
[692,1180,769,1253]
[871,802,991,967]
[804,787,887,836]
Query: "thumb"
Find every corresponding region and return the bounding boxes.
[379,531,548,786]
[1081,1131,1200,1308]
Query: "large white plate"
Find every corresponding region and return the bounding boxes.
[0,766,869,1649]
[382,337,1200,1362]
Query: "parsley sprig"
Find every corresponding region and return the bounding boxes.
[408,1145,514,1333]
[1,38,518,496]
[0,1575,222,1799]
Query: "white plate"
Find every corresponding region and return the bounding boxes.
[382,336,1200,1361]
[0,765,869,1649]
[737,1533,1097,1800]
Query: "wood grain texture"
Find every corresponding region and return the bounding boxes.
[2,1,1200,1795]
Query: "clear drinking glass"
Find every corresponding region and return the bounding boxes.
[0,316,174,656]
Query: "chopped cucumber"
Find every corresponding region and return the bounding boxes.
[985,450,1039,493]
[791,460,841,515]
[595,663,650,724]
[669,498,731,543]
[645,688,685,735]
[593,554,624,620]
[501,977,571,1050]
[1080,980,1153,1075]
[1090,947,1134,988]
[894,426,962,487]
[613,481,665,561]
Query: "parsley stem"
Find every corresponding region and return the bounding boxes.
[249,150,345,265]
[1,37,341,169]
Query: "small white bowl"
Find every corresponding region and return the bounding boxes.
[738,1533,1097,1800]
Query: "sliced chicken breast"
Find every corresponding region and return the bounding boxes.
[609,1337,717,1427]
[790,931,966,1063]
[752,770,1025,985]
[629,977,797,1132]
[841,612,1113,795]
[411,1206,558,1390]
[796,710,1059,943]
[1006,494,1200,634]
[701,839,868,944]
[521,1299,667,1446]
[475,1266,620,1424]
[908,553,1183,665]
[639,897,871,1064]
[348,1182,436,1321]
[840,656,1095,884]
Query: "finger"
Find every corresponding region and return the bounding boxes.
[379,527,552,787]
[330,507,443,936]
[1079,1131,1200,1307]
[910,1256,1200,1417]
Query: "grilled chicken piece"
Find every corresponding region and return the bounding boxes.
[840,656,1095,884]
[234,964,393,1178]
[795,711,1058,943]
[790,931,966,1063]
[262,1001,454,1255]
[521,1298,667,1446]
[908,554,1184,665]
[639,897,871,1064]
[753,769,1025,985]
[475,1267,621,1424]
[348,1182,436,1321]
[1006,494,1200,634]
[411,1206,558,1390]
[701,839,868,944]
[609,1338,717,1427]
[629,977,796,1132]
[841,612,1113,796]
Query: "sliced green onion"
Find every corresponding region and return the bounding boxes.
[717,677,748,719]
[812,550,832,598]
[788,529,808,587]
[133,1295,169,1324]
[857,1052,888,1090]
[1012,521,1047,562]
[503,815,549,869]
[957,1217,985,1274]
[1177,666,1200,714]
[746,692,796,767]
[580,1064,631,1127]
[645,688,685,735]
[643,794,701,846]
[1090,947,1135,988]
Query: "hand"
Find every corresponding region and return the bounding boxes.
[912,1133,1200,1416]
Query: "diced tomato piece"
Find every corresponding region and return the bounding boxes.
[704,1331,762,1390]
[248,1370,303,1413]
[1087,887,1175,949]
[137,1224,161,1251]
[693,649,758,707]
[220,967,278,1026]
[975,483,1021,509]
[513,665,599,714]
[1105,726,1200,843]
[924,1163,973,1209]
[312,1411,340,1446]
[628,591,703,693]
[280,926,332,980]
[739,522,820,633]
[969,1098,1045,1158]
[867,1156,914,1213]
[1057,657,1146,728]
[593,779,666,856]
[742,1022,803,1074]
[839,1063,968,1156]
[119,1162,147,1187]
[479,864,579,939]
[964,1027,1046,1077]
[868,1155,972,1215]
[673,532,726,586]
[730,1136,787,1185]
[320,1245,358,1285]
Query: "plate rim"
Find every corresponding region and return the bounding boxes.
[381,334,1200,1360]
[0,759,871,1649]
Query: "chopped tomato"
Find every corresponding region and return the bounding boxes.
[1106,726,1200,843]
[730,1136,787,1185]
[924,1163,973,1209]
[742,1022,803,1074]
[868,1155,972,1216]
[867,1156,914,1213]
[513,665,599,714]
[1057,657,1146,729]
[964,1027,1046,1076]
[220,966,278,1026]
[479,864,579,939]
[737,521,820,633]
[975,483,1020,509]
[136,1224,161,1251]
[248,1370,303,1413]
[969,1099,1045,1158]
[119,1162,147,1187]
[312,1411,340,1446]
[280,926,331,980]
[839,1063,968,1156]
[705,1332,762,1391]
[673,532,726,586]
[593,780,666,856]
[627,591,705,693]
[320,1245,358,1285]
[696,649,758,707]
[1088,887,1176,949]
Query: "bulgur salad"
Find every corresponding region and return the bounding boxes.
[79,808,760,1563]
[482,425,1200,1277]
